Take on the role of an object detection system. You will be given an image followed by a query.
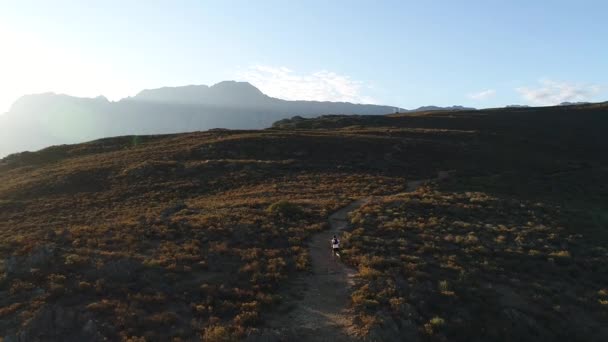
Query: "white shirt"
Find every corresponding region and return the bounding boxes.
[331,239,340,248]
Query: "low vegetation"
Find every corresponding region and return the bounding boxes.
[1,103,607,340]
[0,130,409,340]
[343,186,608,340]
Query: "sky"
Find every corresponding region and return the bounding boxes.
[0,0,607,113]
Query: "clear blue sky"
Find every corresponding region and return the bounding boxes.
[1,0,606,112]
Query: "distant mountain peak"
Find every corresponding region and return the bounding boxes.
[131,81,268,106]
[560,101,590,106]
[208,81,267,101]
[396,105,476,113]
[210,80,261,92]
[9,92,94,113]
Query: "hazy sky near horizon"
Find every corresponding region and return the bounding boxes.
[0,0,607,113]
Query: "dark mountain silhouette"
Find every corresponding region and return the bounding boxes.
[560,101,590,106]
[0,81,474,158]
[403,105,475,112]
[132,81,271,106]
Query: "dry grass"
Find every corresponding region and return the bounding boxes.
[0,129,413,340]
[1,104,607,340]
[342,187,608,341]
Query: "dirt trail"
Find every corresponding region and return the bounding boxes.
[261,171,449,340]
[263,199,368,341]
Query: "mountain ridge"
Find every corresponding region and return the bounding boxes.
[0,81,475,158]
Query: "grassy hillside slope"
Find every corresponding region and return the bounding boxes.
[1,103,607,341]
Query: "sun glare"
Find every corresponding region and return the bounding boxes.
[0,25,135,113]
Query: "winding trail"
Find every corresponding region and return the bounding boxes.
[264,199,368,341]
[262,171,450,340]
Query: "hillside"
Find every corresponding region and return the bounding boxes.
[1,103,607,341]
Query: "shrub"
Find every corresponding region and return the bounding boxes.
[438,280,454,295]
[78,281,92,291]
[64,253,89,266]
[233,310,259,326]
[87,299,117,313]
[266,201,304,220]
[9,280,35,294]
[389,297,406,312]
[430,316,445,326]
[202,325,234,342]
[209,242,229,254]
[549,250,571,258]
[358,266,381,279]
[146,311,178,325]
[424,316,446,335]
[0,303,22,317]
[295,252,309,271]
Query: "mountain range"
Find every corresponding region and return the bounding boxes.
[0,81,475,158]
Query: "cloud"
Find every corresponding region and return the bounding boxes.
[516,79,601,106]
[237,65,376,104]
[468,89,496,100]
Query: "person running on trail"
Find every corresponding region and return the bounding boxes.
[331,235,340,255]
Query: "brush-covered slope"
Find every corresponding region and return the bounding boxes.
[0,103,607,341]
